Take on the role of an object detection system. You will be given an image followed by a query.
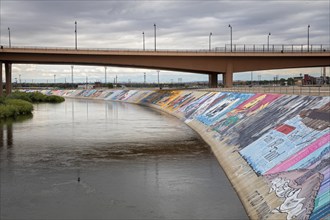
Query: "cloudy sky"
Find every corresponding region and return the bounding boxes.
[1,0,329,83]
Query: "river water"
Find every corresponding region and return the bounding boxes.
[0,98,247,219]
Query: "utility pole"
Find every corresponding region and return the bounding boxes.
[154,24,157,51]
[157,70,160,89]
[71,65,74,86]
[104,66,107,84]
[142,32,145,51]
[8,27,11,48]
[75,21,78,50]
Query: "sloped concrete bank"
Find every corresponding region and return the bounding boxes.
[39,89,329,220]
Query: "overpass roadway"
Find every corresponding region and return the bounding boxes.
[1,47,330,95]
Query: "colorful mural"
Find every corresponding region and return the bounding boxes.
[39,88,329,220]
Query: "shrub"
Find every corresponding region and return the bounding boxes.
[1,91,63,119]
[8,91,64,103]
[45,95,65,103]
[5,99,34,114]
[7,91,33,102]
[0,104,19,118]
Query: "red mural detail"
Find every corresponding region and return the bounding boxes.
[276,124,296,135]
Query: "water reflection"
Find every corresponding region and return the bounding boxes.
[0,123,3,148]
[0,99,248,219]
[0,115,32,148]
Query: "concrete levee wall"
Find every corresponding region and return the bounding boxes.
[37,89,329,220]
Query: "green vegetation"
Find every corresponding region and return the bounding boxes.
[7,91,65,103]
[0,97,33,119]
[0,91,65,120]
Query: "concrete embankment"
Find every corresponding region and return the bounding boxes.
[39,89,329,220]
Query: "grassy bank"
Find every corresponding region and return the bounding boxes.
[7,91,65,103]
[0,91,65,119]
[0,97,33,119]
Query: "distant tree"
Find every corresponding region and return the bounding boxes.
[279,78,286,86]
[287,78,295,85]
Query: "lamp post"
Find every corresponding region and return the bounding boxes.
[267,32,271,51]
[307,24,310,52]
[142,32,145,51]
[19,74,21,84]
[54,74,56,84]
[251,72,253,85]
[157,70,160,89]
[71,65,74,86]
[75,21,77,50]
[144,72,146,84]
[86,76,88,89]
[154,24,156,51]
[228,24,232,52]
[209,32,212,51]
[8,27,11,48]
[104,66,107,84]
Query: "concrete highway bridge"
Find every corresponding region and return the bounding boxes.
[0,44,329,95]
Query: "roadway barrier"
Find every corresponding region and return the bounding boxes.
[34,88,329,220]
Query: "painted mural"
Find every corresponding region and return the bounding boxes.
[38,88,329,220]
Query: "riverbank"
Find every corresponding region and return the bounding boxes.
[40,89,329,220]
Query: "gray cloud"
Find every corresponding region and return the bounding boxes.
[1,0,329,82]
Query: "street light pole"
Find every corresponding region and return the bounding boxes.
[142,32,145,51]
[104,66,107,84]
[8,27,11,48]
[251,72,253,85]
[54,74,56,84]
[267,32,271,51]
[154,24,156,51]
[144,72,146,84]
[209,32,212,51]
[157,70,160,89]
[71,65,74,86]
[307,24,310,52]
[75,21,77,50]
[228,24,232,52]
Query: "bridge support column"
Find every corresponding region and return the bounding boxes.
[224,62,233,88]
[0,62,3,96]
[208,73,218,88]
[5,63,12,95]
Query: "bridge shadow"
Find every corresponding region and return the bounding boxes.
[0,115,33,148]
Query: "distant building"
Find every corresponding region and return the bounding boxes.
[93,82,102,88]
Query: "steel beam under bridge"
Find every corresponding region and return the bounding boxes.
[1,47,330,91]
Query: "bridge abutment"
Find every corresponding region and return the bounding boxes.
[208,73,218,88]
[5,63,12,95]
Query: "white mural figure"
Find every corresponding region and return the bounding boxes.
[270,177,306,219]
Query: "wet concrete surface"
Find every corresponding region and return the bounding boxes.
[0,99,248,219]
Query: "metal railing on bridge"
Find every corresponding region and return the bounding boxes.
[1,44,329,53]
[219,44,329,53]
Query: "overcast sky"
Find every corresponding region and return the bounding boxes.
[1,0,329,83]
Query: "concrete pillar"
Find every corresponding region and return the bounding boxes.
[224,62,233,88]
[0,62,3,96]
[208,73,218,88]
[5,63,12,95]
